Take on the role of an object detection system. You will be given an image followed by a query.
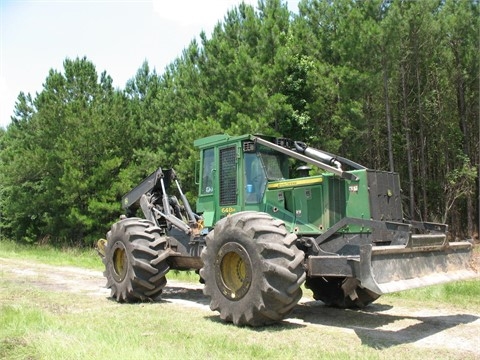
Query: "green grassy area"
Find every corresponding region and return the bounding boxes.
[1,279,473,360]
[0,271,359,360]
[1,239,479,359]
[0,239,103,270]
[384,278,480,309]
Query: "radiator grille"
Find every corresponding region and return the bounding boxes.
[220,146,237,205]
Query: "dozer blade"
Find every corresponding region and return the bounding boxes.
[357,235,477,295]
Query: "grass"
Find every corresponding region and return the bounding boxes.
[0,239,102,270]
[384,279,480,309]
[1,239,479,359]
[1,280,473,360]
[0,279,361,360]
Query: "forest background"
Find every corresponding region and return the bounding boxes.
[0,0,478,246]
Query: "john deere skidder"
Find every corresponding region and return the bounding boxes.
[97,134,475,326]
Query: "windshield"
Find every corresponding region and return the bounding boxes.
[257,145,289,180]
[243,145,290,204]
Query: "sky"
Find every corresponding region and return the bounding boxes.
[0,0,300,129]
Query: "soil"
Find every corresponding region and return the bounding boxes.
[1,257,479,357]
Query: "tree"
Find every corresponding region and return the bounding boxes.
[1,0,478,244]
[0,57,130,244]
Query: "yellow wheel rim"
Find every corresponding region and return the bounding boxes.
[216,242,252,300]
[113,245,127,281]
[220,252,246,297]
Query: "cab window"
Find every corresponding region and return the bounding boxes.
[244,153,266,204]
[201,148,214,194]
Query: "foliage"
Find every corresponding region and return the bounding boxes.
[0,0,478,245]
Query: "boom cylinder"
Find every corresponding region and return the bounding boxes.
[294,141,342,170]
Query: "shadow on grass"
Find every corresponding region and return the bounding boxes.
[107,283,479,348]
[289,300,479,349]
[161,284,208,305]
[202,314,306,331]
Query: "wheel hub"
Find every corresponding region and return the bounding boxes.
[112,242,127,282]
[215,242,252,301]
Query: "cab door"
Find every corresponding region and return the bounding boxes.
[197,147,216,226]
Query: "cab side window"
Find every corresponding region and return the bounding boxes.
[245,153,266,203]
[201,148,214,194]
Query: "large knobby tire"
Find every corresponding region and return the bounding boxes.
[305,276,380,308]
[200,211,306,327]
[103,217,170,302]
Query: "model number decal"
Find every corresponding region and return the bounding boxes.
[349,185,359,193]
[221,207,237,214]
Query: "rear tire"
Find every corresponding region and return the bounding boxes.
[103,218,170,302]
[200,212,306,326]
[305,276,379,308]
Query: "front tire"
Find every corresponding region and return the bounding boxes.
[103,218,170,302]
[200,212,306,326]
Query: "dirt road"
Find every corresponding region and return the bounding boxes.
[1,257,479,356]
